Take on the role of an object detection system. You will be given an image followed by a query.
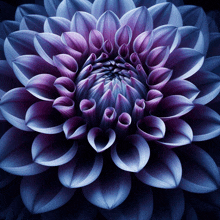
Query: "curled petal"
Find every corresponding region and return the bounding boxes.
[111,134,150,172]
[53,96,75,118]
[12,55,59,86]
[54,76,76,98]
[44,0,62,16]
[176,145,220,193]
[189,70,220,105]
[137,116,165,141]
[88,127,116,153]
[25,101,64,134]
[89,30,104,54]
[63,116,87,139]
[15,4,47,22]
[120,6,153,41]
[178,26,205,54]
[145,89,163,112]
[115,25,132,48]
[136,146,182,188]
[59,146,103,188]
[183,104,220,141]
[34,33,69,65]
[26,74,58,101]
[116,112,132,138]
[132,99,145,122]
[44,17,70,35]
[83,164,131,209]
[91,0,135,19]
[0,127,47,176]
[70,12,97,42]
[100,107,117,129]
[53,54,78,79]
[80,99,97,125]
[154,95,194,120]
[162,79,200,101]
[147,67,172,90]
[20,15,47,32]
[157,118,193,147]
[148,2,183,28]
[166,48,204,80]
[21,170,76,214]
[0,88,37,131]
[96,11,120,46]
[4,30,37,67]
[146,46,170,70]
[56,0,92,20]
[32,133,77,167]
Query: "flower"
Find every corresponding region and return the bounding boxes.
[1,0,220,219]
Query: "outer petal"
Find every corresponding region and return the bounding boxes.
[0,20,19,39]
[111,134,150,172]
[25,101,64,134]
[166,48,204,80]
[58,146,103,188]
[91,0,135,19]
[83,164,131,209]
[176,145,220,193]
[148,2,183,28]
[136,146,182,189]
[56,0,92,20]
[0,127,48,176]
[32,133,78,166]
[20,170,76,214]
[4,30,37,67]
[133,0,166,8]
[0,88,38,131]
[44,0,62,16]
[183,104,220,141]
[207,33,220,58]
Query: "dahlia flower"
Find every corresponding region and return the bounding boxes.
[0,0,220,219]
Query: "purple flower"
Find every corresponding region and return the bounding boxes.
[1,0,220,219]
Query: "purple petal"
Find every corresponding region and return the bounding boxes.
[166,48,204,80]
[162,79,200,101]
[148,2,183,28]
[56,0,92,20]
[54,76,76,98]
[115,25,132,48]
[87,127,116,153]
[70,11,97,42]
[120,7,153,41]
[0,88,38,131]
[32,133,77,166]
[53,96,75,118]
[136,146,182,188]
[58,146,103,188]
[154,95,194,120]
[26,74,58,101]
[111,134,150,172]
[80,99,97,125]
[25,101,64,134]
[179,5,209,54]
[137,116,165,141]
[20,170,76,214]
[147,67,172,90]
[146,46,170,70]
[83,164,131,209]
[20,15,47,32]
[53,54,78,80]
[44,17,70,35]
[0,127,48,176]
[115,94,132,115]
[145,89,163,112]
[4,30,37,67]
[34,33,68,65]
[176,145,220,193]
[100,107,117,129]
[132,99,145,122]
[152,25,181,52]
[207,33,220,58]
[116,113,132,137]
[178,26,205,54]
[103,40,113,55]
[89,30,104,54]
[44,0,62,16]
[158,118,193,147]
[15,4,47,22]
[189,70,220,105]
[63,116,87,139]
[12,54,60,86]
[96,11,120,46]
[118,44,129,59]
[91,0,135,19]
[183,104,220,141]
[0,20,19,39]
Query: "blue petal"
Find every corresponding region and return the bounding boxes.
[0,20,19,39]
[207,33,220,58]
[133,0,166,8]
[44,0,62,16]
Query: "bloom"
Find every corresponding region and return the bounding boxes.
[1,0,220,219]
